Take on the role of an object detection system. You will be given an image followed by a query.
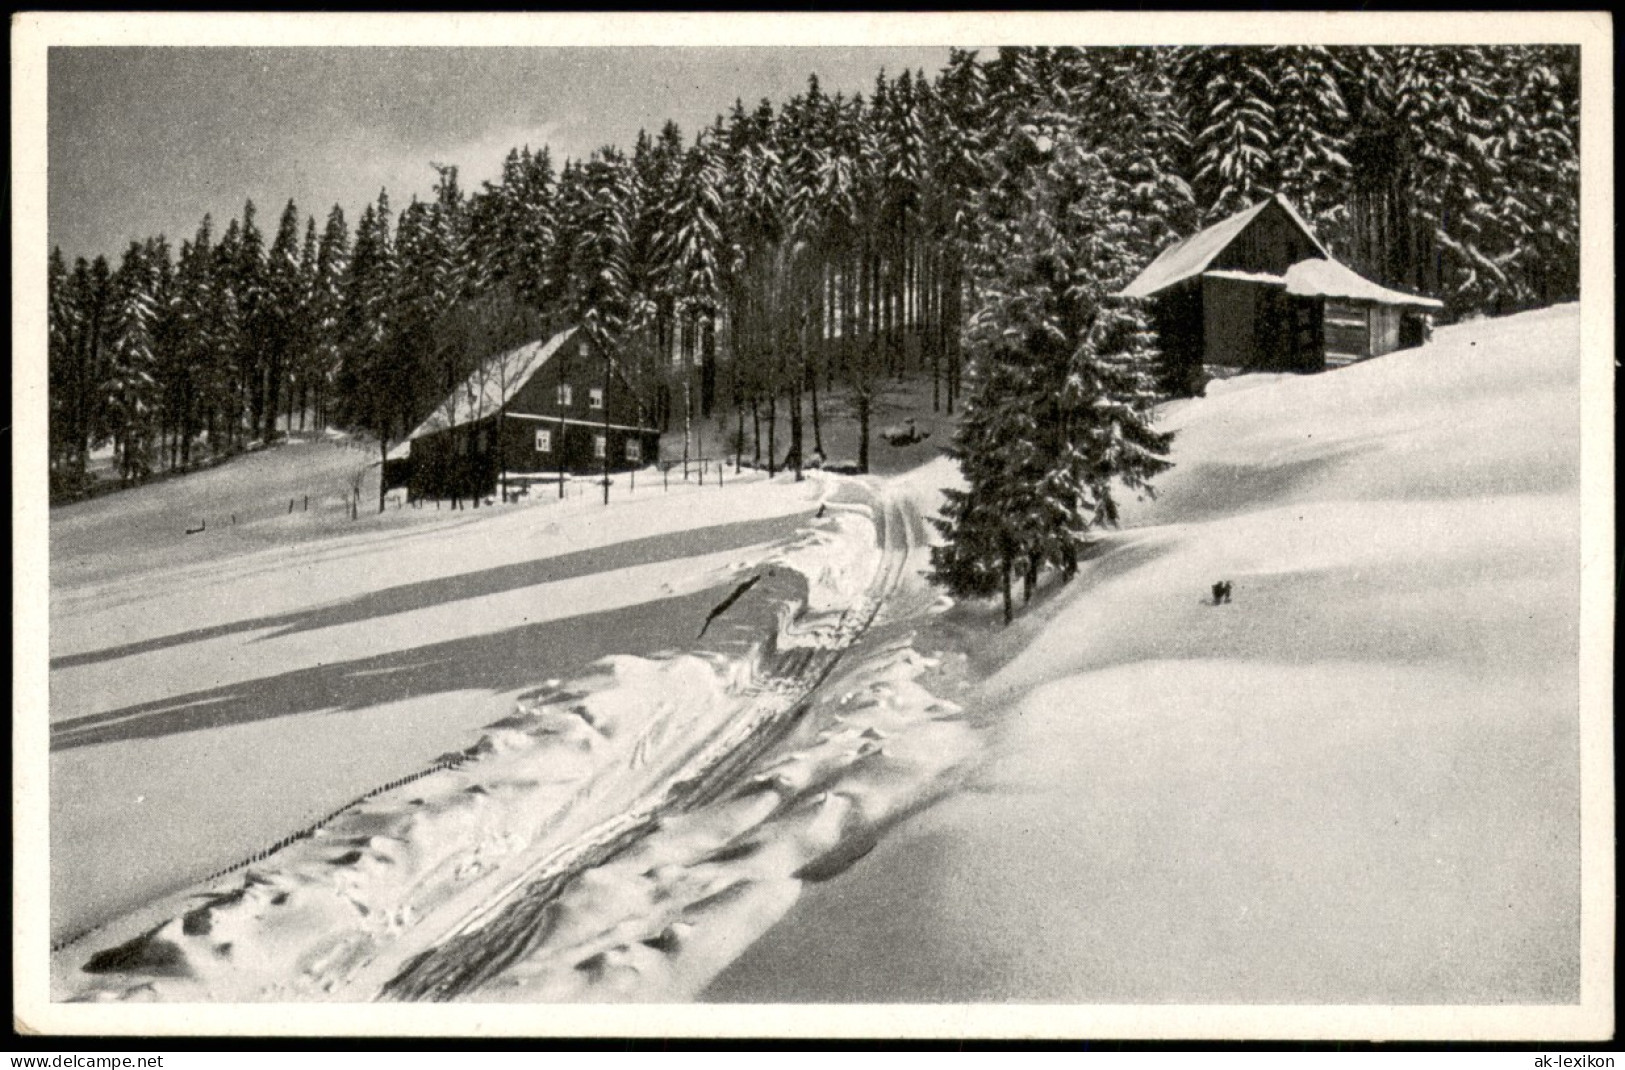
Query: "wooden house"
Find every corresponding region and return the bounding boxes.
[1117,195,1444,393]
[389,327,661,500]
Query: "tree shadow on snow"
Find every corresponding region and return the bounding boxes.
[49,583,739,752]
[52,512,808,671]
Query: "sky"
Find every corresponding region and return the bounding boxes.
[47,46,955,264]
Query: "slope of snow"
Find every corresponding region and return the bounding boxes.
[54,471,980,1003]
[707,304,1587,1005]
[49,465,824,942]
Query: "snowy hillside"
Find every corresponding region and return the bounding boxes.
[48,304,1588,1008]
[709,304,1586,1004]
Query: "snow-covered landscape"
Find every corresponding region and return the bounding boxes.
[22,26,1610,1042]
[47,304,1588,1006]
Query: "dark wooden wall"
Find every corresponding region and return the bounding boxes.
[1209,201,1325,276]
[404,334,661,500]
[1201,275,1264,368]
[496,414,659,477]
[1150,281,1205,396]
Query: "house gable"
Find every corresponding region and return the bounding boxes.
[1116,194,1329,300]
[1207,199,1326,276]
[503,332,653,431]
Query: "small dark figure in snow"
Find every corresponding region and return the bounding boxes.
[810,447,825,470]
[1211,580,1233,605]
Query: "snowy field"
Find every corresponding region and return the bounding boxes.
[52,444,978,1003]
[708,304,1585,1004]
[49,462,824,944]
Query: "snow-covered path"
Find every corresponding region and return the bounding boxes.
[49,471,824,945]
[53,468,978,1003]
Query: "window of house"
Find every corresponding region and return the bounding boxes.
[534,429,552,453]
[588,387,604,410]
[557,383,573,407]
[593,434,607,459]
[625,437,641,462]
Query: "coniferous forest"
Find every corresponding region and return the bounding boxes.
[49,45,1580,595]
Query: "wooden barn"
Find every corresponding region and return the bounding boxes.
[389,327,661,501]
[1117,194,1443,393]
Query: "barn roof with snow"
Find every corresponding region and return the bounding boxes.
[1118,195,1329,299]
[387,328,578,461]
[1116,193,1439,310]
[1115,195,1444,390]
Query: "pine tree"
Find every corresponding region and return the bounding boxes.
[1271,47,1353,239]
[569,146,642,503]
[262,199,304,442]
[172,217,220,464]
[143,234,180,469]
[106,241,161,483]
[48,247,89,492]
[660,129,727,440]
[1182,47,1279,221]
[932,113,1173,621]
[309,205,350,430]
[1493,46,1580,308]
[335,190,403,510]
[234,200,270,442]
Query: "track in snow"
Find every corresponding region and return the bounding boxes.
[378,485,914,1001]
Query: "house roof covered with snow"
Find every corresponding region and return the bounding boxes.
[1116,194,1331,299]
[1282,258,1444,309]
[1203,261,1445,310]
[387,327,577,461]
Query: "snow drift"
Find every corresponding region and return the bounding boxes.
[708,304,1587,1005]
[55,480,976,1003]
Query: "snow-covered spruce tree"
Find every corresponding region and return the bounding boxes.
[1180,46,1279,222]
[1392,46,1512,314]
[233,200,270,444]
[309,205,350,430]
[48,246,83,488]
[568,147,643,503]
[262,199,303,443]
[659,129,727,444]
[1271,46,1354,241]
[1071,48,1200,398]
[931,114,1173,624]
[106,241,161,484]
[1492,45,1579,309]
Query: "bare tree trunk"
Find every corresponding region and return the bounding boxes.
[810,361,823,456]
[856,389,871,475]
[766,390,777,478]
[602,353,613,506]
[790,309,805,482]
[1001,553,1014,626]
